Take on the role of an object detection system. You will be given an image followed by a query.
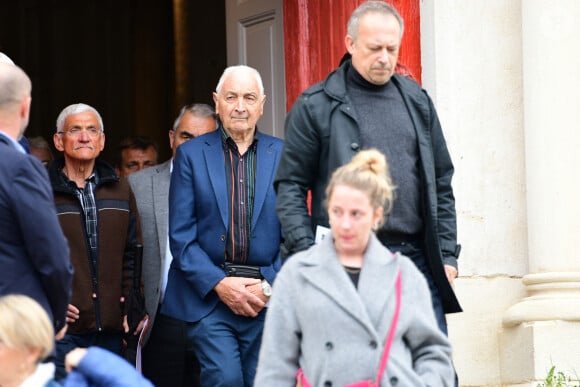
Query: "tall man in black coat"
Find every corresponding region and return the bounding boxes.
[274,1,462,336]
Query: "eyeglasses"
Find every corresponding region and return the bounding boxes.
[58,127,103,138]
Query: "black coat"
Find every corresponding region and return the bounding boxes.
[274,61,462,313]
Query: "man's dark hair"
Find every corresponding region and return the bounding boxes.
[116,136,159,167]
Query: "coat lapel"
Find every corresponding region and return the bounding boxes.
[251,133,277,229]
[301,234,399,337]
[152,161,171,258]
[301,237,376,335]
[357,235,400,331]
[203,132,228,228]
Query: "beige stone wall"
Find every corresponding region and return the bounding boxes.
[420,1,580,385]
[448,279,526,385]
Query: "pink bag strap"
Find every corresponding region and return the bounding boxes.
[296,269,403,387]
[374,269,402,384]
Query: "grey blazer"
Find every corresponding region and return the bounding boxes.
[128,160,171,345]
[255,234,454,387]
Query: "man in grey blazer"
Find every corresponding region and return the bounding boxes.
[128,103,217,387]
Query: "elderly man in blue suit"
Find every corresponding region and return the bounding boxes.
[161,65,283,387]
[0,61,73,336]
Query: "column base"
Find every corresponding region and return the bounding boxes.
[502,272,580,327]
[500,321,580,385]
[500,272,580,385]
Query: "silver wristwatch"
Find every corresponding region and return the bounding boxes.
[261,279,272,297]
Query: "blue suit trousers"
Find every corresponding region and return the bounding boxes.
[186,302,266,387]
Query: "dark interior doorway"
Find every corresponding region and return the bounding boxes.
[0,0,226,163]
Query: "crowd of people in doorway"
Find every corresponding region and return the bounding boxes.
[0,2,461,386]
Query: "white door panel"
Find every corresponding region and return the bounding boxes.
[226,0,286,138]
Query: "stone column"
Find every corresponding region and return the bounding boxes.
[501,1,580,384]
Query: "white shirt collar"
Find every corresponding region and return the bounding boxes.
[0,130,26,154]
[20,362,55,387]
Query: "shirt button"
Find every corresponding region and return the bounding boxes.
[220,235,226,241]
[324,381,332,387]
[325,342,333,350]
[350,142,360,151]
[370,340,378,349]
[390,376,399,385]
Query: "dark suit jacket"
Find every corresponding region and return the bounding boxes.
[0,133,73,330]
[161,129,283,322]
[128,160,171,344]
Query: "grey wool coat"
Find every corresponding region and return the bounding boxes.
[254,234,454,387]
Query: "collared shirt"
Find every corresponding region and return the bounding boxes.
[0,131,26,154]
[61,169,99,259]
[221,127,258,264]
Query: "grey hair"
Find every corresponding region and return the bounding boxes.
[215,65,264,95]
[172,103,217,131]
[347,1,404,41]
[56,103,104,133]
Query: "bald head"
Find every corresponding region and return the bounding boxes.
[0,63,32,140]
[0,52,15,65]
[0,63,31,108]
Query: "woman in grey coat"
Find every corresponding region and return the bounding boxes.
[255,149,454,387]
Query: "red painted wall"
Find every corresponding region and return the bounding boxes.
[283,0,421,111]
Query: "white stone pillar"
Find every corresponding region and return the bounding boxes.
[501,1,580,384]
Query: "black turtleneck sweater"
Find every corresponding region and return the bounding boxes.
[346,64,423,236]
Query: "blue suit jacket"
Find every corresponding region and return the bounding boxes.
[161,129,283,322]
[0,133,73,330]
